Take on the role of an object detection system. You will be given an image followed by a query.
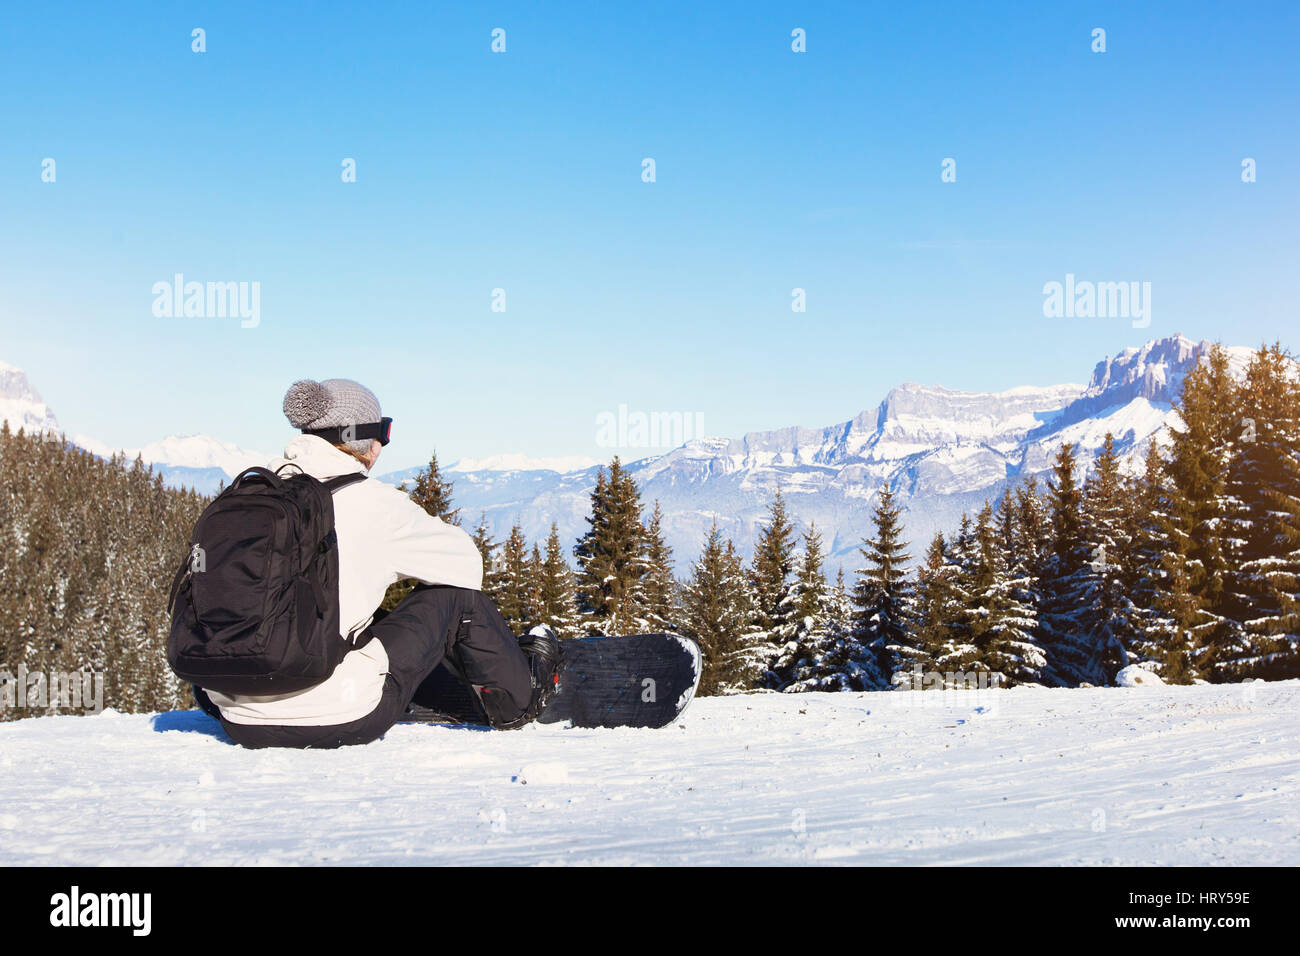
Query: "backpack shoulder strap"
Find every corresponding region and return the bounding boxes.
[322,473,367,494]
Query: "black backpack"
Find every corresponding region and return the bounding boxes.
[167,466,368,696]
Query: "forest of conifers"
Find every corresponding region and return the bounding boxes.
[1,343,1295,718]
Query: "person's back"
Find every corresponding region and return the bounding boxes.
[194,378,560,748]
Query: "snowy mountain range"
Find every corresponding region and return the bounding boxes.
[390,334,1249,571]
[70,433,268,493]
[0,366,267,493]
[380,453,604,488]
[0,334,1258,572]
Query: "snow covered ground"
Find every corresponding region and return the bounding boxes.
[2,680,1297,866]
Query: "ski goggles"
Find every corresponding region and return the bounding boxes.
[302,417,393,447]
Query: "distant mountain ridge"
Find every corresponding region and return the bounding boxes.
[0,334,1261,571]
[370,334,1256,572]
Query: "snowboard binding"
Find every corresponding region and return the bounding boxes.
[494,626,563,730]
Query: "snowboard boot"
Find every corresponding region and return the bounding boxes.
[496,626,563,729]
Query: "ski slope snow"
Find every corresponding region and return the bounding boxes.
[1,680,1296,866]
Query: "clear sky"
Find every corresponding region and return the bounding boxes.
[1,1,1297,471]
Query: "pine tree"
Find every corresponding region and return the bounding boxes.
[574,458,650,636]
[791,523,829,622]
[526,544,545,630]
[808,571,879,692]
[469,512,502,601]
[642,501,677,632]
[1015,475,1051,580]
[850,483,910,689]
[1223,344,1300,677]
[750,486,796,631]
[1001,484,1041,617]
[1038,442,1101,685]
[907,532,956,682]
[1126,440,1183,676]
[770,523,830,689]
[1259,353,1300,677]
[937,513,982,674]
[780,562,873,693]
[403,451,460,526]
[1079,432,1138,681]
[495,522,533,634]
[746,485,797,687]
[971,500,1045,685]
[1160,344,1240,679]
[534,524,582,639]
[683,524,755,695]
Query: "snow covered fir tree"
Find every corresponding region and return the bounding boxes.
[1,342,1298,719]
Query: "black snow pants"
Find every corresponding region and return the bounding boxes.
[195,585,533,749]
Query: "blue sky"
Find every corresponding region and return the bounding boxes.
[1,1,1296,471]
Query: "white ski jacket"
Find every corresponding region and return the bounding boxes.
[206,435,482,726]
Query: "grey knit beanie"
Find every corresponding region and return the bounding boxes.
[283,378,382,455]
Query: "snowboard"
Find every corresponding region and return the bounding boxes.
[401,633,701,730]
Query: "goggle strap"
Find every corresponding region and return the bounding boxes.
[302,417,391,446]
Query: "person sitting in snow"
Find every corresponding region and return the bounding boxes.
[192,378,562,748]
